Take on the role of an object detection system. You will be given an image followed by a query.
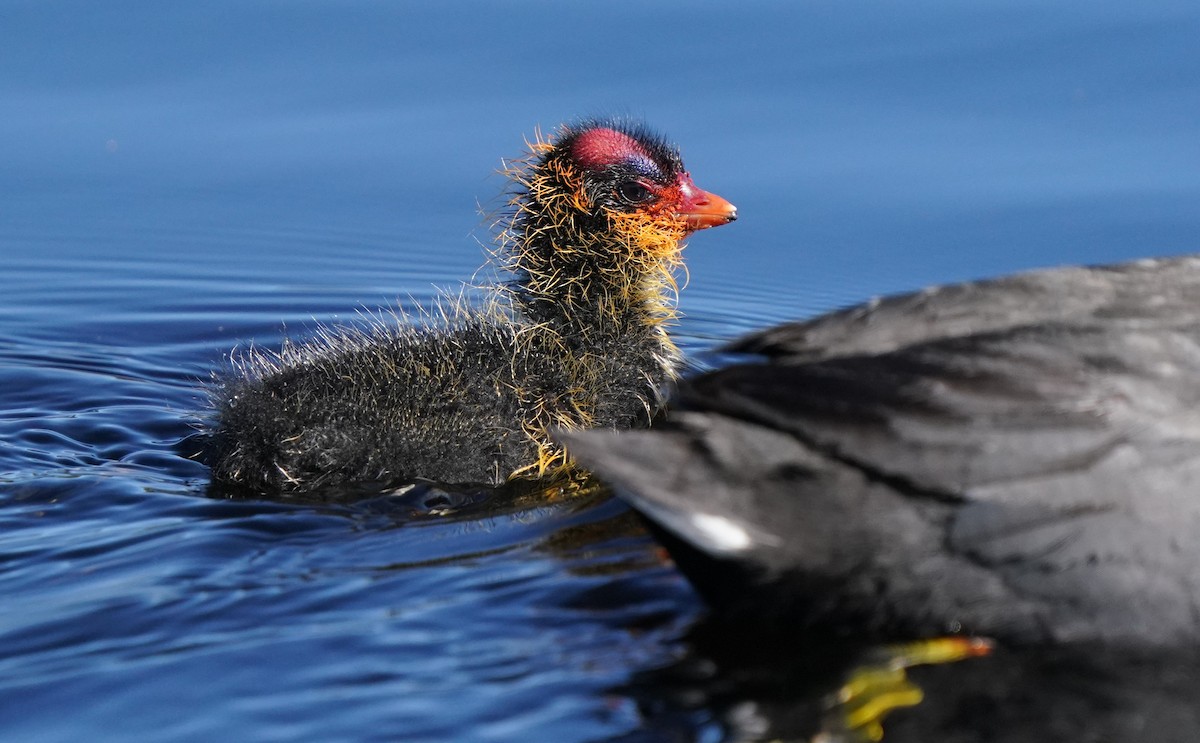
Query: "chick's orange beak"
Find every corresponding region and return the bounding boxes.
[675,173,737,232]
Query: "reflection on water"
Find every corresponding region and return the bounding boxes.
[3,0,1200,740]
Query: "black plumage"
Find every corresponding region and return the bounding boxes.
[561,254,1200,648]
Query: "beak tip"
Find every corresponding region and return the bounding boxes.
[679,194,738,232]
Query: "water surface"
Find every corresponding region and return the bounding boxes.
[3,2,1199,741]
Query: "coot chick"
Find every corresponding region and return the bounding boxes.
[207,119,736,493]
[561,255,1200,648]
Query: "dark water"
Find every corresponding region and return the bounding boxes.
[3,2,1199,741]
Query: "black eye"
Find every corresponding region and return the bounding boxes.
[617,181,655,204]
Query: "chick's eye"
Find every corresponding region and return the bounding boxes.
[617,181,655,204]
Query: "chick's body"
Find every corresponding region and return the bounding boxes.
[215,314,667,489]
[207,120,736,493]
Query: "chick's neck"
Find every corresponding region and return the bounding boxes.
[504,160,686,371]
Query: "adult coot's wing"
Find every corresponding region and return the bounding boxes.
[730,255,1200,361]
[695,322,1200,503]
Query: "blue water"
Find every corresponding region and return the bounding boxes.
[3,2,1199,741]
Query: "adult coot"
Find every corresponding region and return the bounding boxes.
[562,255,1200,648]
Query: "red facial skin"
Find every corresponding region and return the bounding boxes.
[571,127,644,169]
[571,128,737,233]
